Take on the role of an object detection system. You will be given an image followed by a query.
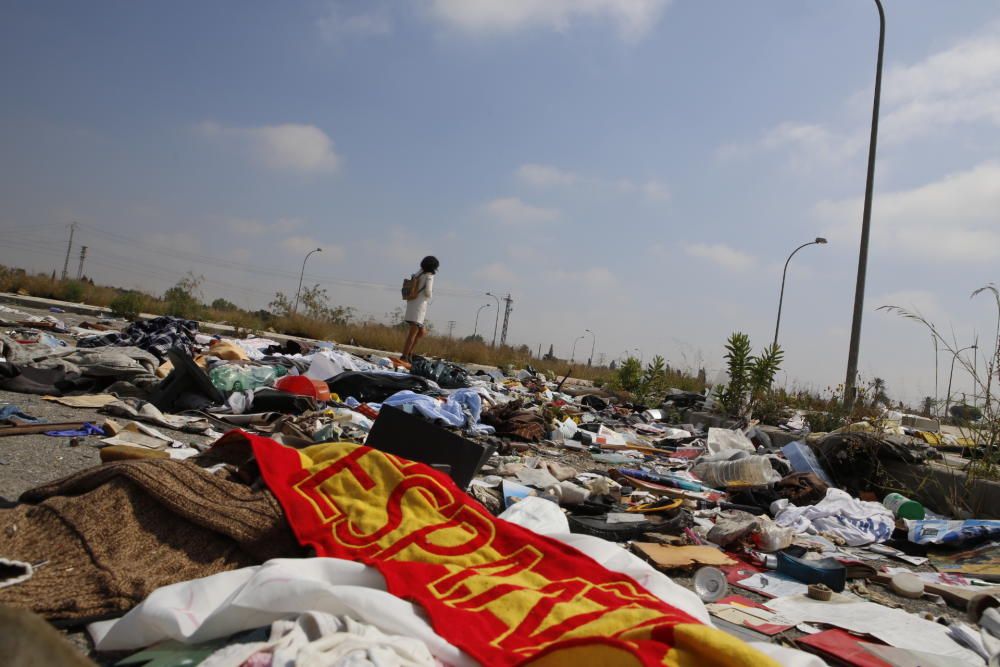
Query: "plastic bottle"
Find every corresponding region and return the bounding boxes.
[883,492,925,520]
[210,365,285,393]
[692,456,776,488]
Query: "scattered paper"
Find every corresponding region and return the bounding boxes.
[631,543,736,570]
[867,543,929,567]
[734,573,808,599]
[768,594,983,665]
[43,394,118,408]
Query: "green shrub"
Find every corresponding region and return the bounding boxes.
[59,280,85,302]
[109,291,146,320]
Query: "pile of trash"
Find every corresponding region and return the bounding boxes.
[1,308,1000,666]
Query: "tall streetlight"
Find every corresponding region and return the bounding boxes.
[292,247,322,315]
[844,0,886,409]
[585,328,596,366]
[773,238,827,348]
[932,334,939,413]
[571,335,585,363]
[485,292,501,347]
[945,344,977,415]
[473,303,491,339]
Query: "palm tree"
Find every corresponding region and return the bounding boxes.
[872,377,891,407]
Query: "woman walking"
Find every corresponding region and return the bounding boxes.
[401,256,439,361]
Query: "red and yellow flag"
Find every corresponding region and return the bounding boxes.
[232,432,777,667]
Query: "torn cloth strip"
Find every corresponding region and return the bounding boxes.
[235,431,777,667]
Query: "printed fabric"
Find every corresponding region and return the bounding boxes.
[772,488,894,546]
[237,431,778,667]
[78,316,198,361]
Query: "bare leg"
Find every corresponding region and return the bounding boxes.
[412,325,426,356]
[401,324,418,359]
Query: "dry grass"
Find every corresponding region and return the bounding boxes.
[0,265,623,383]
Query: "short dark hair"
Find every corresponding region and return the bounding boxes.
[420,256,440,274]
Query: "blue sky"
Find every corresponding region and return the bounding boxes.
[2,0,999,405]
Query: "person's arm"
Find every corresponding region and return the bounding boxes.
[424,274,434,299]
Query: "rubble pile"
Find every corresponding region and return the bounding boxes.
[1,305,999,666]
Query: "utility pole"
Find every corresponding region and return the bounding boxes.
[76,246,88,280]
[61,221,77,280]
[447,320,456,338]
[844,0,886,409]
[500,294,513,347]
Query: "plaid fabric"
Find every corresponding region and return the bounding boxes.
[78,316,198,361]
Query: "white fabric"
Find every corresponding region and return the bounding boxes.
[305,350,379,380]
[88,559,475,666]
[772,488,895,546]
[498,496,569,534]
[199,611,435,667]
[89,520,823,667]
[403,273,433,325]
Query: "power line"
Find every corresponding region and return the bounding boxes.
[75,222,482,298]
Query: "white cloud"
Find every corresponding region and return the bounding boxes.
[225,218,267,235]
[725,23,1000,160]
[364,226,433,266]
[225,217,305,236]
[544,267,616,288]
[481,197,561,225]
[317,5,391,41]
[515,163,577,187]
[617,178,671,202]
[880,23,1000,143]
[475,262,520,284]
[817,162,1000,262]
[718,122,863,166]
[427,0,671,41]
[198,121,340,173]
[683,242,756,271]
[506,245,541,262]
[874,290,948,325]
[280,236,345,260]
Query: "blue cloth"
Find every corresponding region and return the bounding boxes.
[908,520,1000,545]
[0,404,41,423]
[44,423,104,437]
[380,389,494,434]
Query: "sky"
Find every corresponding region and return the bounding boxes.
[2,0,999,406]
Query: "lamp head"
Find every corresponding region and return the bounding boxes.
[815,237,828,244]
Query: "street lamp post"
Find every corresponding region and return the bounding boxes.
[933,334,939,414]
[473,303,491,339]
[945,344,977,415]
[485,292,501,347]
[773,238,827,348]
[844,0,886,409]
[585,328,596,366]
[571,335,585,364]
[293,247,322,315]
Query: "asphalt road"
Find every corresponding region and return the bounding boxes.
[0,389,213,502]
